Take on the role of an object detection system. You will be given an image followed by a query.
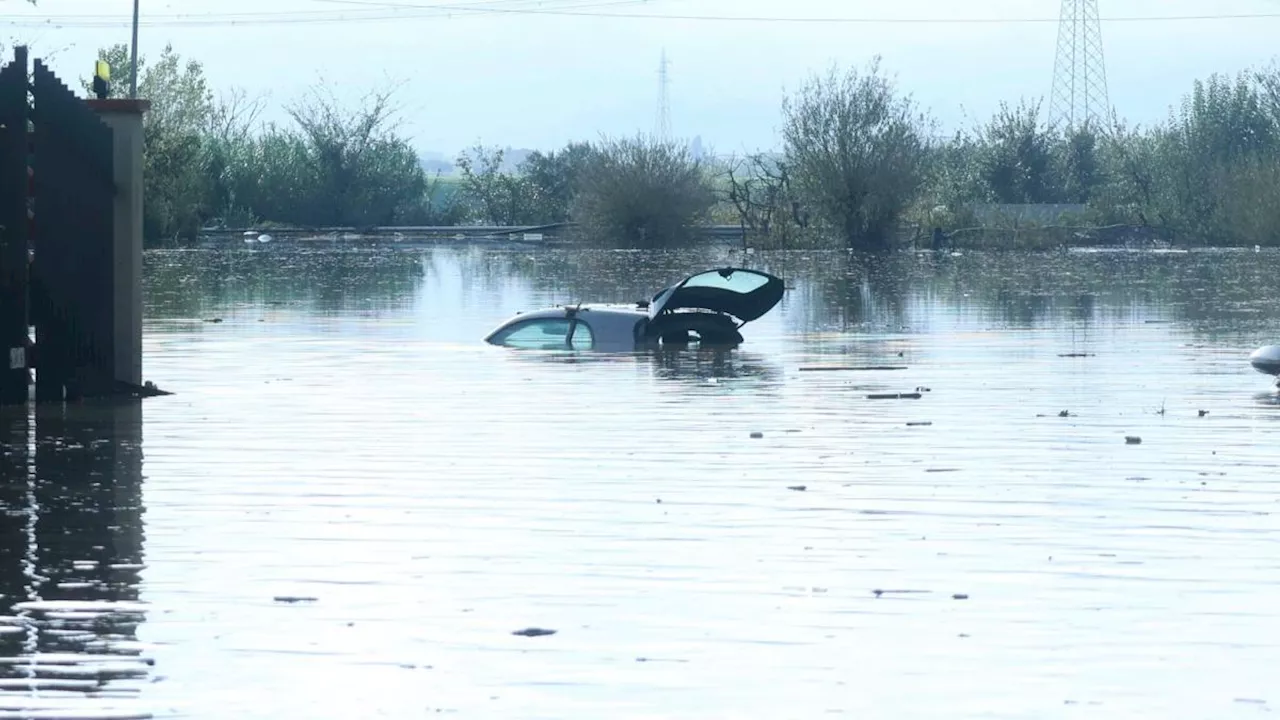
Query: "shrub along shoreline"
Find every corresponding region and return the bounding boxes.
[91,44,1280,250]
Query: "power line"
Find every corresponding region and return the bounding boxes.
[4,5,1280,28]
[0,0,655,27]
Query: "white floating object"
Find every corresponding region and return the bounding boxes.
[0,653,148,665]
[257,233,272,243]
[1250,345,1280,376]
[0,707,152,720]
[10,600,149,614]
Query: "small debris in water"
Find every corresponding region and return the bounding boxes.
[1125,436,1142,445]
[1058,410,1071,417]
[868,392,922,400]
[952,593,969,600]
[273,596,317,604]
[1058,353,1095,358]
[1199,409,1209,417]
[204,317,223,323]
[906,421,932,427]
[915,386,932,393]
[787,485,807,492]
[750,431,764,439]
[512,627,556,637]
[798,365,908,372]
[872,589,931,598]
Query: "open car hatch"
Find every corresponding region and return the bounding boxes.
[648,268,784,324]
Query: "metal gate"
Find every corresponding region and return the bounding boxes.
[0,47,117,405]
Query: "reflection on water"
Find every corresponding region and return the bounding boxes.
[0,402,150,719]
[144,246,1280,341]
[2,245,1278,718]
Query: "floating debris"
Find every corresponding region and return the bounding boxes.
[512,627,557,637]
[872,589,932,598]
[1199,409,1209,417]
[11,600,148,614]
[906,421,932,427]
[798,366,908,372]
[749,431,764,439]
[1058,410,1071,417]
[868,392,922,400]
[952,593,970,600]
[1125,436,1142,445]
[1058,353,1095,358]
[272,596,318,604]
[787,485,807,492]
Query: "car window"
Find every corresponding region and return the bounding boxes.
[492,318,573,348]
[682,269,770,293]
[491,317,595,350]
[569,321,594,350]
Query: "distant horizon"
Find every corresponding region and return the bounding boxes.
[6,0,1278,153]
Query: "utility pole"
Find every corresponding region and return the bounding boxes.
[129,0,140,98]
[1048,0,1109,131]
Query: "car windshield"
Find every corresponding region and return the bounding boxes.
[682,269,771,294]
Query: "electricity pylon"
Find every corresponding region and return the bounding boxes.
[1048,0,1110,131]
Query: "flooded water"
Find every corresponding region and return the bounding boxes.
[2,244,1279,719]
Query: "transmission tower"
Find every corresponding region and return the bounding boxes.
[1048,0,1110,131]
[654,49,672,142]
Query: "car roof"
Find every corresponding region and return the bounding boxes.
[504,304,648,321]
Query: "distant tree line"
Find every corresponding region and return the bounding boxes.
[91,44,1280,249]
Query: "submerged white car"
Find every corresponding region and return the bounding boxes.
[484,267,785,352]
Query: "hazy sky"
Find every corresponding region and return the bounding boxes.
[3,0,1279,155]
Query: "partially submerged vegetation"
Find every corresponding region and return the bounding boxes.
[88,43,1280,250]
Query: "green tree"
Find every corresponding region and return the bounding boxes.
[455,145,543,225]
[570,135,716,248]
[781,59,931,250]
[281,83,427,227]
[518,142,595,224]
[1058,125,1101,203]
[975,100,1060,204]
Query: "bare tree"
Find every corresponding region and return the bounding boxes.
[724,152,803,247]
[208,87,266,144]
